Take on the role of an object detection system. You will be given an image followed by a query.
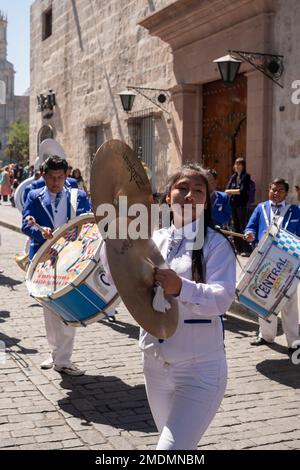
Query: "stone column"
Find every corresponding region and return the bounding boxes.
[245,70,273,201]
[170,84,201,163]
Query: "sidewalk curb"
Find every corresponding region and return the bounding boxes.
[0,219,22,234]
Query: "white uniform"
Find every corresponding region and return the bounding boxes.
[42,188,75,368]
[140,223,236,449]
[101,221,236,449]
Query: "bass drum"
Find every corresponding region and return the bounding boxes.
[26,213,120,326]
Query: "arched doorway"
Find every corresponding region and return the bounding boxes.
[202,74,247,190]
[37,124,55,155]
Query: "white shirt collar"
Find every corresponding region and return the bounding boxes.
[47,187,67,202]
[269,200,285,208]
[169,218,201,240]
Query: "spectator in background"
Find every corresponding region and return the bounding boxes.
[23,161,30,179]
[206,169,231,228]
[226,158,252,256]
[0,166,12,203]
[72,168,88,193]
[14,164,24,183]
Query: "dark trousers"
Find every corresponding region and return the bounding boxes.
[231,206,251,254]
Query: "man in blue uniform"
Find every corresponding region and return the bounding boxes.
[22,156,90,375]
[244,178,300,358]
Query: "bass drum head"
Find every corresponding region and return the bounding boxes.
[26,213,100,299]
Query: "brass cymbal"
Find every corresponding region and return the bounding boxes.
[15,253,29,272]
[106,230,178,339]
[90,140,153,237]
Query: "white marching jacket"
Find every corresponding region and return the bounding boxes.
[139,225,236,363]
[100,224,236,364]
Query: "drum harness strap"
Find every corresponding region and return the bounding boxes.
[37,188,78,227]
[70,188,78,219]
[262,203,291,229]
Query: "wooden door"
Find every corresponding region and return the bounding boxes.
[202,74,247,190]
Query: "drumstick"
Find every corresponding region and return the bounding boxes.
[219,228,245,238]
[26,216,49,237]
[215,225,245,239]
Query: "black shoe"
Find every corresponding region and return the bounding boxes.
[107,315,116,323]
[250,337,270,346]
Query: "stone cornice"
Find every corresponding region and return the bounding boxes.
[139,0,275,50]
[170,83,198,96]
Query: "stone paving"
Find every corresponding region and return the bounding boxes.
[0,205,300,450]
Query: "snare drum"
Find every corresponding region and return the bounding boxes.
[236,225,300,320]
[26,213,120,326]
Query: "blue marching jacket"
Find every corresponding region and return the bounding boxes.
[245,201,300,242]
[22,186,91,260]
[211,191,232,227]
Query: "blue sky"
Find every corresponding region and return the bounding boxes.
[1,0,32,95]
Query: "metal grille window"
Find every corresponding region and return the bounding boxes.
[42,7,52,41]
[86,125,104,166]
[128,109,155,191]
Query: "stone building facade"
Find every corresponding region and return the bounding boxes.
[30,0,300,199]
[0,12,29,165]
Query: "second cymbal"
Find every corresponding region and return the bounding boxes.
[90,140,153,236]
[106,230,178,339]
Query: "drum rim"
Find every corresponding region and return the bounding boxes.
[236,225,300,318]
[58,293,120,326]
[26,213,100,299]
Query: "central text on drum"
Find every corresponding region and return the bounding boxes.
[96,197,205,250]
[254,257,288,299]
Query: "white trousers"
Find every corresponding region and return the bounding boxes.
[43,307,75,367]
[143,353,227,450]
[259,290,300,347]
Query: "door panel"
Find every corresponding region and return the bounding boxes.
[202,74,247,190]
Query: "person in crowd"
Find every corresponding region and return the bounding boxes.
[101,163,236,449]
[226,158,252,256]
[206,169,231,228]
[244,178,300,359]
[14,164,24,183]
[0,166,12,203]
[22,156,91,376]
[23,161,30,180]
[72,168,88,193]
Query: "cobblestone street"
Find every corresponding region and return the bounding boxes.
[0,217,300,450]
